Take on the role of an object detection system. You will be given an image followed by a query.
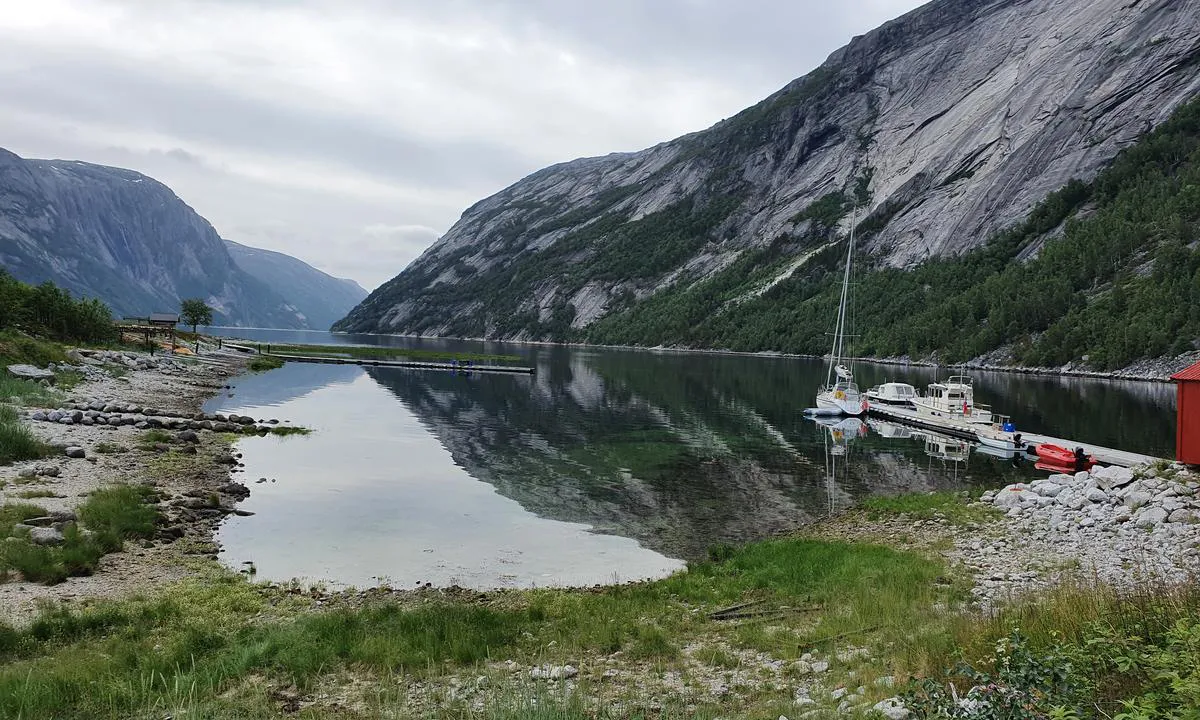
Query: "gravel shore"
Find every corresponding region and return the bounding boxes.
[0,350,251,625]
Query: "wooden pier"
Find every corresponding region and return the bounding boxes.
[867,404,1162,468]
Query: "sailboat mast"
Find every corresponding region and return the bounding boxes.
[828,210,856,386]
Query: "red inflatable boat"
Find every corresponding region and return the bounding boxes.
[1034,443,1096,470]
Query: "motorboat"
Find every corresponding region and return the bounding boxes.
[865,382,918,408]
[1034,443,1096,471]
[912,375,995,425]
[975,425,1024,451]
[814,210,865,417]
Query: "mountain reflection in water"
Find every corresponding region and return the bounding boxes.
[203,330,1174,588]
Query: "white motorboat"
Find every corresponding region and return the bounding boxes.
[975,425,1025,451]
[911,376,994,425]
[814,211,865,417]
[865,382,918,408]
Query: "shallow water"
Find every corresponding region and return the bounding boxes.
[203,328,1176,589]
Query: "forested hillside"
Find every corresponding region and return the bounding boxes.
[590,98,1200,370]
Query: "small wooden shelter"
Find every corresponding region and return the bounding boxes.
[148,313,180,328]
[1172,361,1200,465]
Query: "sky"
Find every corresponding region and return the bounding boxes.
[0,0,926,291]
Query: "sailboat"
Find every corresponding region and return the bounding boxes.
[811,210,866,417]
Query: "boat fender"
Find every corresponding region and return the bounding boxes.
[962,402,971,416]
[861,400,869,412]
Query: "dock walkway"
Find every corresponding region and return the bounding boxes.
[868,404,1163,468]
[1019,432,1159,469]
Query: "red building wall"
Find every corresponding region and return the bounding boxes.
[1180,381,1200,465]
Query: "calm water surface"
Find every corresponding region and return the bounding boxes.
[203,328,1176,589]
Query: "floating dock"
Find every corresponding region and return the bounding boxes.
[218,343,535,375]
[1018,432,1159,469]
[867,404,979,442]
[867,404,1161,468]
[264,353,535,375]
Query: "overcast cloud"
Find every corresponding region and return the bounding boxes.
[0,0,926,290]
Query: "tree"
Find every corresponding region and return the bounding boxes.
[180,298,213,333]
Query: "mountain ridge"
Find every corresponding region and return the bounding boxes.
[336,0,1200,345]
[0,148,362,329]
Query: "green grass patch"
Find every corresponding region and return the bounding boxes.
[247,355,284,372]
[0,537,960,717]
[266,425,311,437]
[0,376,60,407]
[0,330,68,368]
[93,442,127,454]
[861,490,1001,525]
[0,404,52,465]
[264,342,525,365]
[0,485,158,584]
[136,429,174,450]
[910,580,1200,718]
[53,370,85,391]
[13,489,57,499]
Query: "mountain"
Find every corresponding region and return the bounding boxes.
[223,240,367,330]
[336,0,1200,358]
[0,148,326,328]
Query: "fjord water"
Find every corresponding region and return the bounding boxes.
[204,328,1176,589]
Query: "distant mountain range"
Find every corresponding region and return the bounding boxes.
[223,240,366,331]
[0,148,366,329]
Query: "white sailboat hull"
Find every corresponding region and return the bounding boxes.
[816,391,866,417]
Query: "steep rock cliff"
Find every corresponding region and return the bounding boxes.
[0,148,315,328]
[337,0,1200,339]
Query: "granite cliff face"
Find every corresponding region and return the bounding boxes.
[337,0,1200,339]
[0,148,352,328]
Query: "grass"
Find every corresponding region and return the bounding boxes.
[860,490,1001,526]
[0,537,961,717]
[0,528,1195,718]
[0,485,159,584]
[248,355,284,372]
[93,442,128,454]
[265,426,311,437]
[262,342,526,365]
[136,429,174,450]
[0,404,52,465]
[0,330,68,368]
[13,489,57,499]
[0,376,60,407]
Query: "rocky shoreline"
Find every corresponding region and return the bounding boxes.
[0,348,260,624]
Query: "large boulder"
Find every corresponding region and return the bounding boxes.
[1093,465,1137,491]
[993,485,1038,510]
[7,364,55,383]
[29,527,66,546]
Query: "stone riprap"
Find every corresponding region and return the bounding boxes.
[975,462,1200,599]
[28,397,290,435]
